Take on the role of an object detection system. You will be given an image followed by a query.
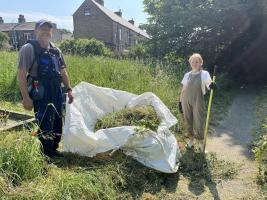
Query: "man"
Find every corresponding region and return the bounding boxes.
[18,20,74,157]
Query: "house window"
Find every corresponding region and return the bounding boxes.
[239,0,248,3]
[24,32,32,40]
[84,9,90,16]
[126,31,130,44]
[119,28,122,41]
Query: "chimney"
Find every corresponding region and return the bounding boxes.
[0,17,3,24]
[128,19,134,25]
[95,0,104,6]
[114,9,122,17]
[18,14,26,23]
[52,23,57,29]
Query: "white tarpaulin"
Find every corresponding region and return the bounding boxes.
[63,82,180,173]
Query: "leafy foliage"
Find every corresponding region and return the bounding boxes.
[0,32,10,50]
[143,0,267,80]
[253,87,267,185]
[58,28,72,34]
[128,44,149,60]
[254,131,267,185]
[59,38,113,57]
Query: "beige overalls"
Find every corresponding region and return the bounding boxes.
[181,72,205,140]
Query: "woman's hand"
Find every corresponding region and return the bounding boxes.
[209,82,217,90]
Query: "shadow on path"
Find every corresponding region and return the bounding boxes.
[208,86,261,161]
[179,149,221,200]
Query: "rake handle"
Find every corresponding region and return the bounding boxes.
[204,65,218,151]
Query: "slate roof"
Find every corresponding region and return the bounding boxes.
[15,22,36,31]
[0,22,36,32]
[0,23,18,32]
[74,0,150,38]
[0,22,58,32]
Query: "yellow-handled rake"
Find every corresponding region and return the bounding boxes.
[204,65,218,152]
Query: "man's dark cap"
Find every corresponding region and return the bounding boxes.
[35,20,53,29]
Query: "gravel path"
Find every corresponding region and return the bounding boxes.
[206,86,262,200]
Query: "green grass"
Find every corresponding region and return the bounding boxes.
[0,51,238,199]
[0,52,20,102]
[0,51,181,119]
[95,106,160,132]
[0,130,238,200]
[253,86,267,185]
[65,55,181,110]
[4,168,117,200]
[0,132,46,186]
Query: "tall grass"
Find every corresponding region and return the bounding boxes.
[0,50,184,134]
[5,169,117,200]
[65,55,181,108]
[0,131,46,185]
[0,51,20,101]
[0,51,181,110]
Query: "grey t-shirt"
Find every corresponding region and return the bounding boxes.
[18,43,66,77]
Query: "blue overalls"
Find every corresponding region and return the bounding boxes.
[33,47,63,156]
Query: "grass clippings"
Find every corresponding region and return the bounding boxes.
[95,106,160,132]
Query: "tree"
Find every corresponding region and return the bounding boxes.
[143,0,266,73]
[0,32,10,50]
[58,29,72,34]
[128,44,149,60]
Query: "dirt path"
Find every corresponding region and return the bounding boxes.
[205,86,262,199]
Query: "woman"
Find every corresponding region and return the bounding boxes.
[179,53,216,152]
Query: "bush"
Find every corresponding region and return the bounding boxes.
[59,38,113,57]
[0,32,11,50]
[253,87,267,185]
[128,44,149,60]
[253,125,267,185]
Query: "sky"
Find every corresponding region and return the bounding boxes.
[0,0,148,31]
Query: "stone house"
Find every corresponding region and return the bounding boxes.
[73,0,150,52]
[0,15,62,49]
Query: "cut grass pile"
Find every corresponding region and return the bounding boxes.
[95,106,160,132]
